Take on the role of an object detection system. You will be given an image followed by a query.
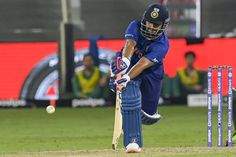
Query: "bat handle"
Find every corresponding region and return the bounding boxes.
[116,74,123,91]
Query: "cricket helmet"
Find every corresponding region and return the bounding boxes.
[140,3,170,40]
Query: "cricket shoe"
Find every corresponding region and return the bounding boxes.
[226,132,236,146]
[125,143,141,153]
[141,110,161,125]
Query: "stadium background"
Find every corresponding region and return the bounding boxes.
[0,0,236,156]
[0,0,236,104]
[0,38,236,100]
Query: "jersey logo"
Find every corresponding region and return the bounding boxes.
[152,58,159,63]
[151,8,159,19]
[125,34,134,38]
[133,48,144,59]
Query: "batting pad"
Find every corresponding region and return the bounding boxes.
[121,81,142,147]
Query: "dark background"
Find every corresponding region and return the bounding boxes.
[0,0,235,41]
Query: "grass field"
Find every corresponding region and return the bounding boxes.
[0,106,236,157]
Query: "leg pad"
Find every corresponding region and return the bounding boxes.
[121,81,142,147]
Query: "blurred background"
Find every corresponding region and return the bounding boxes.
[1,0,236,41]
[0,0,236,108]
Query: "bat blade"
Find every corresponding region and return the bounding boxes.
[112,75,123,150]
[112,92,122,150]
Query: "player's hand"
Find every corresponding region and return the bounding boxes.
[111,57,130,75]
[116,74,130,88]
[109,77,116,93]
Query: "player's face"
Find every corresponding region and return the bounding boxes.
[141,21,162,40]
[146,21,162,30]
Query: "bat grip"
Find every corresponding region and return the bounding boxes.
[116,74,123,91]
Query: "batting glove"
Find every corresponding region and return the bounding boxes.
[111,57,130,75]
[109,77,116,93]
[116,74,130,89]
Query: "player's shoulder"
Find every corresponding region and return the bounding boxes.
[125,19,142,41]
[151,33,169,48]
[155,33,169,43]
[128,19,141,27]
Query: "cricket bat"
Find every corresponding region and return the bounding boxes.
[112,74,123,150]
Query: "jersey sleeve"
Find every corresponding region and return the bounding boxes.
[145,43,169,64]
[124,20,140,42]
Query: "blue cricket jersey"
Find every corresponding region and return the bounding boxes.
[124,19,169,79]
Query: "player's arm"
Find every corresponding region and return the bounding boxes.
[110,20,139,75]
[122,39,136,60]
[128,56,154,79]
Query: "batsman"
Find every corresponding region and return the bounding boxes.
[109,3,170,153]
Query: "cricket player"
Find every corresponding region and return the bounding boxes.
[109,3,170,153]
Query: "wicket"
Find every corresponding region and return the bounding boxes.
[207,65,233,147]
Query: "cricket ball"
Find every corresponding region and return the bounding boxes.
[46,105,55,114]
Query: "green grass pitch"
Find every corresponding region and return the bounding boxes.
[0,106,236,157]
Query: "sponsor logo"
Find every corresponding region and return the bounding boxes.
[72,98,106,107]
[208,129,212,142]
[125,34,134,38]
[0,100,26,107]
